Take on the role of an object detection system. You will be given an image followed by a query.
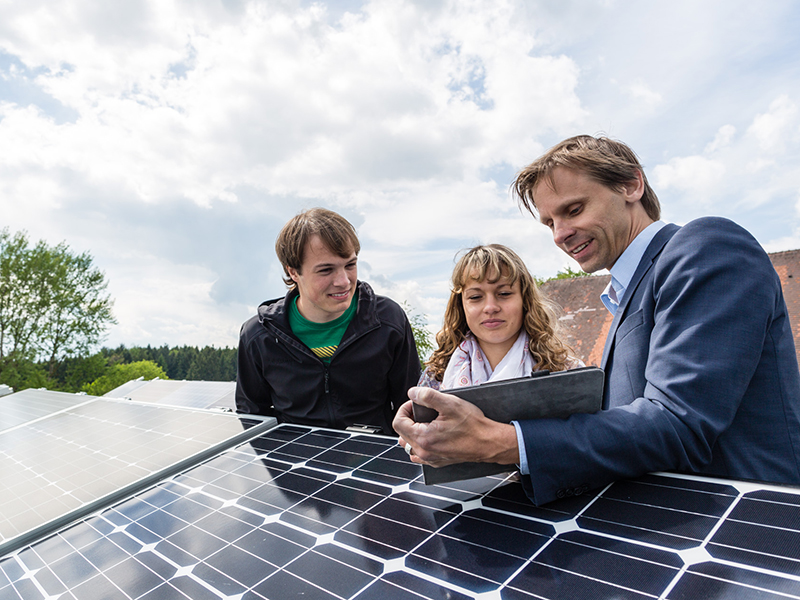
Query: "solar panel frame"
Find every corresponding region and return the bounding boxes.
[0,389,96,433]
[0,395,275,557]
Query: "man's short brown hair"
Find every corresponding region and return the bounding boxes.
[512,135,661,221]
[275,208,361,288]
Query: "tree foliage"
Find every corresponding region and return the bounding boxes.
[402,302,434,365]
[0,343,239,394]
[99,344,237,381]
[535,266,592,286]
[0,359,48,392]
[0,228,116,380]
[83,360,168,397]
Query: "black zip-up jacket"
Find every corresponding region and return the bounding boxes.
[235,281,421,434]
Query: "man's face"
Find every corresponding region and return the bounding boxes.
[533,166,647,273]
[287,235,358,323]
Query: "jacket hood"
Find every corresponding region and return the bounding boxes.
[257,289,296,325]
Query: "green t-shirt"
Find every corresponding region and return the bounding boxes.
[289,290,358,362]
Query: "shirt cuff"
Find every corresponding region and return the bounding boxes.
[512,420,529,475]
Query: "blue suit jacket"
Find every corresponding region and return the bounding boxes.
[519,217,800,505]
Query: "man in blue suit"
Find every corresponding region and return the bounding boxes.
[394,135,800,505]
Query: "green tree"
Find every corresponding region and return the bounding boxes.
[0,230,43,363]
[36,241,116,376]
[535,266,592,286]
[51,353,109,393]
[98,344,236,381]
[0,357,48,391]
[402,302,434,366]
[186,346,219,380]
[0,228,116,381]
[83,360,168,396]
[168,345,199,379]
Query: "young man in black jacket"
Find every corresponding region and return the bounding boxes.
[236,208,421,435]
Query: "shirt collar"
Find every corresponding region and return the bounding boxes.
[601,221,665,313]
[610,221,666,295]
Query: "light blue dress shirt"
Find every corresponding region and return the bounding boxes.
[600,221,666,314]
[513,220,666,474]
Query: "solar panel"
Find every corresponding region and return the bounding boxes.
[0,395,274,557]
[2,423,799,599]
[103,378,149,399]
[105,380,236,411]
[0,389,95,433]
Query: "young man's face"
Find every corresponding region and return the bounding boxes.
[287,235,358,323]
[533,166,648,273]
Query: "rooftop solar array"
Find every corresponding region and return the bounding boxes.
[0,394,273,557]
[0,389,94,433]
[3,423,799,599]
[105,379,236,411]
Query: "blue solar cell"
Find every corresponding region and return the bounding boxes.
[3,423,800,600]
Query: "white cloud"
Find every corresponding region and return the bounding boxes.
[0,0,590,346]
[652,155,726,197]
[746,158,775,173]
[108,258,249,348]
[647,93,800,247]
[2,0,800,347]
[1,0,585,207]
[747,94,799,153]
[625,81,663,112]
[704,124,736,154]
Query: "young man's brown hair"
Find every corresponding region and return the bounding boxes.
[512,135,661,221]
[275,208,361,288]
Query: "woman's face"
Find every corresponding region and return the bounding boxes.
[462,271,524,360]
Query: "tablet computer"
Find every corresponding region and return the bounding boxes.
[412,366,604,485]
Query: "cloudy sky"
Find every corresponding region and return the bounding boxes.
[2,0,799,350]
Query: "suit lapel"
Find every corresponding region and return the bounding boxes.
[601,224,680,368]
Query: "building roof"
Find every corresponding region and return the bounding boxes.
[541,274,612,367]
[769,248,800,364]
[541,249,800,367]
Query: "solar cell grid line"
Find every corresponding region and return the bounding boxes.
[101,377,148,399]
[0,398,275,558]
[652,478,755,600]
[3,425,800,599]
[140,382,223,409]
[105,379,187,403]
[106,380,237,411]
[0,388,97,433]
[159,382,236,410]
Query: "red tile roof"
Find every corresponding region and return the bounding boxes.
[768,249,800,366]
[540,249,800,367]
[541,275,611,367]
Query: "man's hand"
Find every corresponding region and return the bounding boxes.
[393,386,520,467]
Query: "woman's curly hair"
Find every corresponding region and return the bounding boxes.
[425,244,573,381]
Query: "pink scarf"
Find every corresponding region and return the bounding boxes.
[441,332,534,389]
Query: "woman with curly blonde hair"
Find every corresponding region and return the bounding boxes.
[419,244,582,390]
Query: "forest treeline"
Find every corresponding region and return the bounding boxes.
[2,344,237,395]
[99,344,237,382]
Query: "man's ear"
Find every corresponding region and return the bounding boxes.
[287,266,300,283]
[622,170,645,204]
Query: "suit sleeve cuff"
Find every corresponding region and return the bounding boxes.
[512,420,529,475]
